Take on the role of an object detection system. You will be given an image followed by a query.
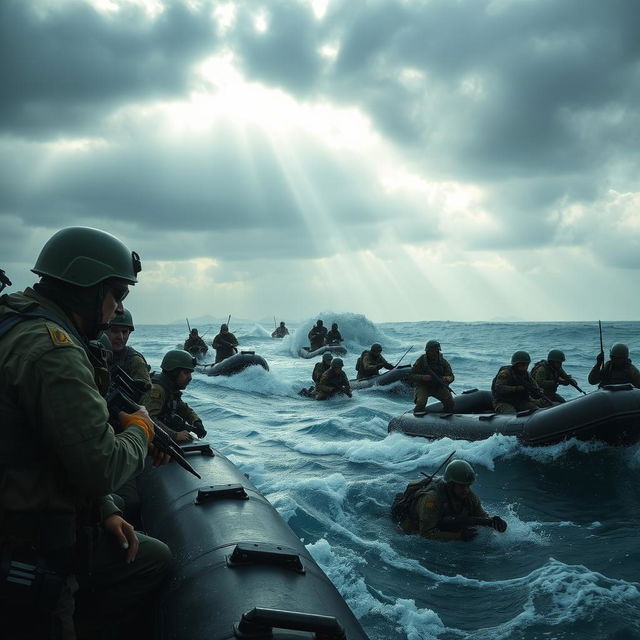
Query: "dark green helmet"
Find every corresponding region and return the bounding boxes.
[547,349,565,363]
[331,357,344,368]
[110,308,134,331]
[371,343,382,353]
[426,340,441,351]
[444,460,476,484]
[322,352,334,362]
[610,343,629,359]
[511,350,531,365]
[32,227,141,287]
[161,349,196,372]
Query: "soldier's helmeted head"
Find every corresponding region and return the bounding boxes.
[322,352,333,362]
[610,343,629,360]
[316,320,323,327]
[191,328,199,336]
[221,324,228,332]
[161,349,196,389]
[425,340,441,353]
[331,323,338,330]
[31,226,141,339]
[280,321,285,327]
[106,308,135,353]
[444,459,476,499]
[331,357,344,369]
[371,343,382,353]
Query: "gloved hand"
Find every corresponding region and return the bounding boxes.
[192,420,207,438]
[119,409,154,444]
[596,352,604,364]
[491,516,508,533]
[460,527,478,542]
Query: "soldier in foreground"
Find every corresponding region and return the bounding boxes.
[492,351,544,413]
[143,349,207,441]
[410,340,455,414]
[393,459,507,541]
[315,357,352,400]
[0,227,172,638]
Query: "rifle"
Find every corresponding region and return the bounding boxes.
[106,366,201,479]
[393,345,413,368]
[516,373,544,401]
[598,320,605,367]
[567,378,586,395]
[423,364,456,395]
[0,269,11,293]
[419,450,456,483]
[186,317,191,333]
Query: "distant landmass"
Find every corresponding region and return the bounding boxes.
[488,315,526,322]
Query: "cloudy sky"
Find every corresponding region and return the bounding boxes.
[2,0,639,323]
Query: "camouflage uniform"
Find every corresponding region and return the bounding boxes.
[411,354,455,412]
[531,360,573,403]
[0,288,171,638]
[400,479,488,541]
[491,365,542,413]
[271,325,289,338]
[312,360,332,384]
[308,324,328,351]
[588,360,640,388]
[184,335,208,355]
[142,372,201,438]
[111,345,151,387]
[359,351,393,380]
[212,331,238,363]
[326,328,343,345]
[315,368,351,400]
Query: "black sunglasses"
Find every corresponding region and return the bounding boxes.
[109,283,130,303]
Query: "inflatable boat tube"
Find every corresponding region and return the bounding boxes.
[138,442,370,640]
[298,345,347,359]
[197,351,269,377]
[388,385,640,446]
[349,365,412,390]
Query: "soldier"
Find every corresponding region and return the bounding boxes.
[325,322,343,345]
[184,328,209,358]
[271,321,289,338]
[410,340,454,414]
[492,351,544,413]
[315,358,352,400]
[212,323,238,363]
[313,352,334,385]
[105,307,151,387]
[143,349,207,441]
[358,342,394,380]
[0,227,172,638]
[588,343,640,388]
[308,319,327,351]
[395,460,507,541]
[531,349,578,404]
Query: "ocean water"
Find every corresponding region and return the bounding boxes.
[135,315,640,640]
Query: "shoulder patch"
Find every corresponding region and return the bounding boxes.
[150,389,163,399]
[46,325,74,347]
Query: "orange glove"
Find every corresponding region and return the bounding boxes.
[119,411,154,444]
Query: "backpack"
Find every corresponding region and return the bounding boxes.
[530,360,546,380]
[355,350,369,373]
[390,476,439,527]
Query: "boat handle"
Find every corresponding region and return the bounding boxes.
[234,607,346,639]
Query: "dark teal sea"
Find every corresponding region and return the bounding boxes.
[135,316,640,640]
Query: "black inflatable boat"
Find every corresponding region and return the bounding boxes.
[298,345,347,359]
[349,365,412,391]
[388,385,640,446]
[197,351,269,377]
[138,442,369,640]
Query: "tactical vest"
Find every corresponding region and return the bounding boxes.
[150,371,181,421]
[111,345,149,378]
[600,361,634,386]
[355,351,368,375]
[491,365,530,403]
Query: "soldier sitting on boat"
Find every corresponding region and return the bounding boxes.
[212,324,238,363]
[105,307,151,386]
[308,319,328,351]
[531,349,579,404]
[299,352,333,397]
[272,321,289,338]
[357,342,394,380]
[410,340,454,414]
[588,343,640,388]
[315,357,352,400]
[184,328,208,357]
[492,350,545,413]
[392,459,507,541]
[143,349,207,441]
[326,322,343,345]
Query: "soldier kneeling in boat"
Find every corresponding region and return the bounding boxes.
[272,321,289,338]
[357,342,394,380]
[588,343,640,388]
[392,460,507,541]
[299,352,333,397]
[105,307,151,386]
[143,349,207,441]
[410,340,455,414]
[308,319,328,351]
[531,349,578,404]
[184,328,209,358]
[326,322,343,345]
[212,324,239,363]
[315,357,352,400]
[492,351,545,414]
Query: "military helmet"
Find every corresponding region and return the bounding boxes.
[32,227,141,287]
[331,357,344,368]
[511,350,531,365]
[279,321,285,326]
[220,324,228,331]
[322,352,334,362]
[610,343,629,359]
[444,460,476,484]
[425,340,441,351]
[547,349,565,363]
[161,349,197,372]
[316,320,323,326]
[110,308,134,331]
[371,342,382,353]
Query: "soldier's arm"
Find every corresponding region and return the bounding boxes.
[495,370,520,393]
[532,367,554,390]
[129,353,152,388]
[416,492,461,541]
[177,399,200,425]
[443,359,455,383]
[469,493,490,519]
[587,363,602,385]
[631,365,640,389]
